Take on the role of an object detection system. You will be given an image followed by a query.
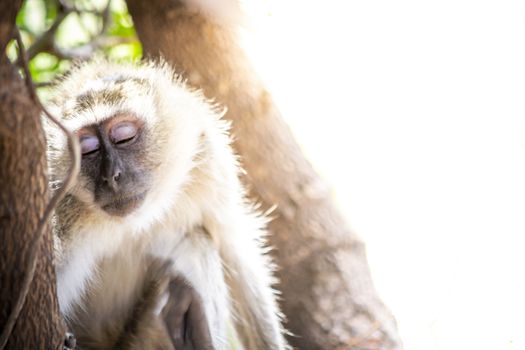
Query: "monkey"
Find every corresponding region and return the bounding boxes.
[45,59,288,350]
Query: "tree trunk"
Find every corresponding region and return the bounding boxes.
[126,1,403,349]
[0,2,66,348]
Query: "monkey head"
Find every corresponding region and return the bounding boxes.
[45,60,218,231]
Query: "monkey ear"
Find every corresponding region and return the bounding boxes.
[162,275,215,350]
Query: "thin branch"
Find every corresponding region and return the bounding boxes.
[25,4,71,61]
[35,81,57,88]
[100,0,112,35]
[30,0,116,62]
[59,0,104,15]
[48,35,135,61]
[24,0,112,62]
[0,27,80,350]
[74,0,112,45]
[50,42,94,60]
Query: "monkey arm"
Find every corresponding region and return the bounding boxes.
[113,259,174,350]
[157,228,232,349]
[152,222,286,350]
[215,214,289,350]
[115,261,214,350]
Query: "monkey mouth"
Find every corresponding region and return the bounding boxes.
[101,192,146,217]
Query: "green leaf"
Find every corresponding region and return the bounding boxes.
[109,10,135,37]
[18,0,46,35]
[107,41,142,61]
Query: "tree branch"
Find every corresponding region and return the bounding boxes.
[25,4,71,61]
[0,27,80,350]
[48,35,134,61]
[24,0,113,62]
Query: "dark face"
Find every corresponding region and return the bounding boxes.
[77,113,152,217]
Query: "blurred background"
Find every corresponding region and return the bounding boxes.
[245,2,525,350]
[12,1,525,349]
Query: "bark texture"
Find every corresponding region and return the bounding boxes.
[0,3,66,348]
[126,1,403,349]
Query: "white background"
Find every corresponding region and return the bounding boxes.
[241,1,525,349]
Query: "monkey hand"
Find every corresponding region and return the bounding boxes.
[162,275,215,350]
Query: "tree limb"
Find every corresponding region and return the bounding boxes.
[25,0,113,62]
[25,4,71,61]
[0,26,80,350]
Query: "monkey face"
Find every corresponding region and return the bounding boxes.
[76,113,153,217]
[46,60,211,229]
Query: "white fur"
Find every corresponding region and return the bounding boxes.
[48,60,287,349]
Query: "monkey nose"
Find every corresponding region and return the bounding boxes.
[102,169,121,190]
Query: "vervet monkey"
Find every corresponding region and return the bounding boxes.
[45,59,288,349]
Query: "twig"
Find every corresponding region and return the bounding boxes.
[59,0,106,16]
[100,0,112,35]
[35,81,57,88]
[49,35,135,61]
[75,0,113,48]
[26,0,116,62]
[24,0,112,62]
[0,27,80,350]
[25,5,71,61]
[51,42,95,60]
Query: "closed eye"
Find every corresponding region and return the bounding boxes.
[111,122,138,145]
[80,135,99,156]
